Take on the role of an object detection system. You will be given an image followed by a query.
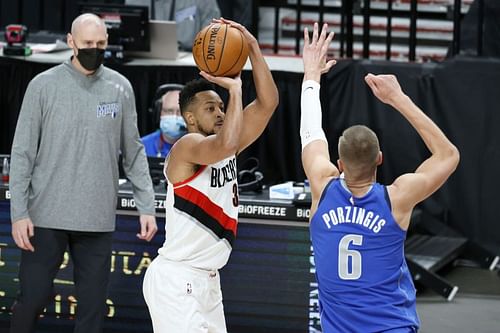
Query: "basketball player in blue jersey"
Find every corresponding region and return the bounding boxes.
[142,18,278,333]
[300,23,460,333]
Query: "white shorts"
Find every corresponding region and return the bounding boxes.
[143,256,227,333]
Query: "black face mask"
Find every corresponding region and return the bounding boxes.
[76,47,105,71]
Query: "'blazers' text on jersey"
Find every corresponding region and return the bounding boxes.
[310,178,420,333]
[158,156,238,270]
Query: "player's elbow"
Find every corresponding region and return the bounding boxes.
[449,145,460,171]
[271,86,279,109]
[263,88,279,114]
[442,144,460,173]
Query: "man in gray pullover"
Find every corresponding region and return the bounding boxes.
[9,13,157,333]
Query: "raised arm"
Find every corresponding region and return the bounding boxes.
[218,18,279,152]
[365,74,460,228]
[172,74,244,167]
[300,23,338,206]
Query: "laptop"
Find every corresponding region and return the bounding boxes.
[127,20,178,60]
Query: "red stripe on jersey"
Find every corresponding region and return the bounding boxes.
[174,185,237,236]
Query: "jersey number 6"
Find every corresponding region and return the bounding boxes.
[338,234,363,280]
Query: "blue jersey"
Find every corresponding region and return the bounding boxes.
[141,130,173,158]
[310,178,420,333]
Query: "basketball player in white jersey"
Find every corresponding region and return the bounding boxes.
[142,18,278,333]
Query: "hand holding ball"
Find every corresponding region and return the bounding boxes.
[192,23,249,77]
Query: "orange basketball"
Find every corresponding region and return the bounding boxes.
[192,23,249,77]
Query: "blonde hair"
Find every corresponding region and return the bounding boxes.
[338,125,380,177]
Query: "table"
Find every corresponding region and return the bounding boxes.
[0,48,305,73]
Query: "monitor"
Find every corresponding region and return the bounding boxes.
[78,2,150,52]
[126,20,178,60]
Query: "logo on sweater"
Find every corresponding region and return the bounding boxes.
[96,102,120,118]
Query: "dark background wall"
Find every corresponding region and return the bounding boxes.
[1,56,499,255]
[0,0,248,35]
[1,0,94,34]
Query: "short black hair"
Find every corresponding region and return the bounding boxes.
[179,78,216,114]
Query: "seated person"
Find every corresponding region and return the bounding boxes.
[141,84,186,157]
[125,0,220,50]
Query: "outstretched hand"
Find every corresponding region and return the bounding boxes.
[303,22,336,82]
[364,73,405,106]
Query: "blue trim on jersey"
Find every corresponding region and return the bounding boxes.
[141,130,173,158]
[383,185,392,211]
[318,177,337,204]
[310,178,420,333]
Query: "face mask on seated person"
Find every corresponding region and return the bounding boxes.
[160,115,186,140]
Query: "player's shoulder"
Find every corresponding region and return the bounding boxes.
[174,132,205,146]
[386,175,419,212]
[167,133,198,158]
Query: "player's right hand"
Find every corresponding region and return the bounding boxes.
[364,73,405,106]
[200,71,242,92]
[12,218,35,252]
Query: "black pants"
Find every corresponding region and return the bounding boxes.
[10,227,113,333]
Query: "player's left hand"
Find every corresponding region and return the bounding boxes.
[303,23,336,81]
[137,214,157,242]
[213,17,257,45]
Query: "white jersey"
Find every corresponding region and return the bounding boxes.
[158,156,239,270]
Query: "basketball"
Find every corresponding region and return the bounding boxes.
[192,23,249,77]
